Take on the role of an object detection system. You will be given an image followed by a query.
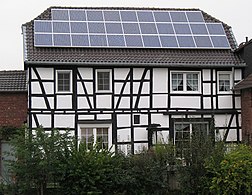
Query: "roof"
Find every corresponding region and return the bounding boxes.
[233,74,252,90]
[22,7,244,67]
[236,38,252,52]
[0,71,27,92]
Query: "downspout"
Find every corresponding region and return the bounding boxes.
[232,66,235,89]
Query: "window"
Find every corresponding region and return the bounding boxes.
[174,121,209,158]
[134,115,140,124]
[218,72,232,92]
[171,72,200,92]
[80,126,110,150]
[96,69,111,92]
[57,71,71,92]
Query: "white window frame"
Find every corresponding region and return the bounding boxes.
[78,123,113,150]
[174,121,209,158]
[217,71,232,93]
[56,70,72,93]
[170,71,201,93]
[96,69,112,93]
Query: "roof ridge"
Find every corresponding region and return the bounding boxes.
[49,6,201,11]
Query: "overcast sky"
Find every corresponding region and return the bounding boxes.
[0,0,251,70]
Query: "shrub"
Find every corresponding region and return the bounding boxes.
[60,143,126,195]
[207,144,252,195]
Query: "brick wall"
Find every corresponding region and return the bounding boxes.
[241,88,252,145]
[0,92,27,128]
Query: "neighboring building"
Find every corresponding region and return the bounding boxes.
[234,39,252,145]
[0,70,27,128]
[22,7,244,155]
[0,70,27,181]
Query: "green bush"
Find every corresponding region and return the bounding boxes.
[207,144,252,195]
[60,143,126,195]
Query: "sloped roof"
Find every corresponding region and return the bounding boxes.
[22,7,244,67]
[233,74,252,90]
[0,71,27,92]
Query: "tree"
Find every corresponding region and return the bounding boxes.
[8,127,74,195]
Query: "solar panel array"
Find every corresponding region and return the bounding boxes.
[34,9,230,49]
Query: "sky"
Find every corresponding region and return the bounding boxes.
[0,0,251,70]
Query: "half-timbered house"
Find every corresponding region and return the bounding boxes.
[22,7,244,155]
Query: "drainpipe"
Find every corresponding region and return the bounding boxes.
[232,67,235,90]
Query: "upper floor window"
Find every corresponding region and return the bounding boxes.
[57,70,72,92]
[171,72,200,92]
[218,72,232,92]
[96,69,112,92]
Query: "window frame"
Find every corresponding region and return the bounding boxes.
[56,70,72,93]
[217,71,232,93]
[78,123,112,150]
[96,69,112,93]
[173,120,210,158]
[170,71,201,93]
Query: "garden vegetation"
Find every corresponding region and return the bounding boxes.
[0,127,251,195]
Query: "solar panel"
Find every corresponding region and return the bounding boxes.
[186,11,204,22]
[69,10,86,21]
[33,8,231,49]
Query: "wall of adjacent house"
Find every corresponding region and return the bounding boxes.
[28,66,242,153]
[241,88,252,145]
[0,92,27,127]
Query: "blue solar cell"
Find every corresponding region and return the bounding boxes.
[122,23,140,34]
[34,34,53,46]
[159,36,178,48]
[53,22,70,33]
[71,35,89,46]
[170,12,187,22]
[190,24,208,35]
[120,11,138,21]
[107,35,125,46]
[153,12,171,22]
[173,24,191,34]
[103,11,121,21]
[125,35,143,47]
[69,10,86,21]
[206,23,225,35]
[156,23,174,34]
[194,36,212,47]
[177,36,195,47]
[105,23,123,34]
[186,11,204,22]
[142,36,160,47]
[137,11,154,22]
[89,35,107,46]
[88,22,105,33]
[210,36,230,48]
[53,34,71,46]
[87,11,103,21]
[70,22,87,33]
[52,9,69,20]
[34,21,52,33]
[139,23,157,34]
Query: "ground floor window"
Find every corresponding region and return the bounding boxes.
[79,124,111,150]
[174,121,209,158]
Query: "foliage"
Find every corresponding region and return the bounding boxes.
[122,144,177,195]
[60,142,126,195]
[207,144,252,195]
[7,127,74,195]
